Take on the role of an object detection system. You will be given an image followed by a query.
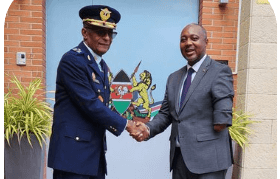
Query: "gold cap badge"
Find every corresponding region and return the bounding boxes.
[100,8,111,21]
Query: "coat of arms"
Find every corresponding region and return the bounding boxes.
[109,61,162,123]
[110,70,133,115]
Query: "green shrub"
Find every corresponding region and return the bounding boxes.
[4,76,53,147]
[229,109,257,150]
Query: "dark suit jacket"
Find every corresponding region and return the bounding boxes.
[146,56,234,174]
[48,42,127,176]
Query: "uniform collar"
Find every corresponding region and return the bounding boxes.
[83,41,102,63]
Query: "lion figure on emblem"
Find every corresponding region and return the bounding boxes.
[130,70,156,118]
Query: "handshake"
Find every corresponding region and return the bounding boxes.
[126,120,150,142]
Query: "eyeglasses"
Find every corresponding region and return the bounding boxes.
[87,28,118,39]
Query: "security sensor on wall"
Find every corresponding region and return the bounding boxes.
[219,0,229,4]
[16,52,26,66]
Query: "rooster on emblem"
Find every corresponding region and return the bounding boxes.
[116,86,129,99]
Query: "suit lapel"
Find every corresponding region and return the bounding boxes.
[179,56,212,113]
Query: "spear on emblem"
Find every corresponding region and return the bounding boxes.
[130,60,142,79]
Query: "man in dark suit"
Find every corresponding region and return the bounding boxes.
[132,23,234,179]
[48,5,136,179]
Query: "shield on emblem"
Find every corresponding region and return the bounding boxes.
[111,70,133,115]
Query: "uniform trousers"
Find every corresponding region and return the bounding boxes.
[172,147,227,179]
[53,153,105,179]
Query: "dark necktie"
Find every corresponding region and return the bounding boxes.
[100,59,105,72]
[99,59,105,79]
[180,68,194,108]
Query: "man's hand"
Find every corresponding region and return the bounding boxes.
[126,120,138,135]
[130,121,150,142]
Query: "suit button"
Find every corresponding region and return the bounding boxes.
[75,137,80,141]
[104,86,107,89]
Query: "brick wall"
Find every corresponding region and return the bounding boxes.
[4,0,239,101]
[199,0,239,105]
[4,0,46,99]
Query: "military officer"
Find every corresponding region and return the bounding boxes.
[48,5,136,179]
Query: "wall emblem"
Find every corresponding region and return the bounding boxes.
[110,70,133,115]
[110,61,162,123]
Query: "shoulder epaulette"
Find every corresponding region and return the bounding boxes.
[72,47,82,54]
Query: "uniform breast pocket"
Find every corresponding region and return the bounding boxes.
[64,125,92,142]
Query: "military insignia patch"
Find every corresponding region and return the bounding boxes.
[92,72,100,84]
[72,47,82,53]
[98,95,104,102]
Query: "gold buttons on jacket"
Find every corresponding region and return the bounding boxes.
[109,126,117,132]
